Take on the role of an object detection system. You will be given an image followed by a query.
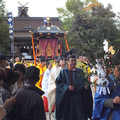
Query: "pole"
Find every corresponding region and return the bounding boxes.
[13,15,14,65]
[64,36,70,51]
[31,35,36,66]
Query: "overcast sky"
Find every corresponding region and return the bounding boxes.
[4,0,120,17]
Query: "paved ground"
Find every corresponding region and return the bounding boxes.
[46,112,91,120]
[46,112,54,120]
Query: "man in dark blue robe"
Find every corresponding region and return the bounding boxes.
[56,54,93,120]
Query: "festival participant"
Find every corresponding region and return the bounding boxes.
[42,61,52,112]
[86,57,91,74]
[92,52,120,120]
[10,63,26,95]
[9,59,13,68]
[56,54,93,120]
[2,68,21,119]
[52,55,58,68]
[82,55,88,74]
[48,56,66,113]
[36,59,39,66]
[14,56,21,66]
[29,59,34,66]
[76,54,85,71]
[0,54,7,68]
[12,66,46,120]
[36,56,46,89]
[23,59,30,67]
[0,68,15,110]
[21,58,30,68]
[6,61,10,68]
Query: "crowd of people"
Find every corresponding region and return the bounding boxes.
[0,49,120,120]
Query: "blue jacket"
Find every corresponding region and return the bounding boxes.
[92,75,120,120]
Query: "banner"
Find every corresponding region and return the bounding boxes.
[8,12,13,55]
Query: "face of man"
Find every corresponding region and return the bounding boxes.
[83,56,87,62]
[48,63,53,70]
[41,61,46,67]
[54,59,57,62]
[59,59,65,66]
[68,58,76,69]
[79,56,83,61]
[15,57,20,62]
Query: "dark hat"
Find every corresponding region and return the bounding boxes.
[39,55,43,59]
[53,55,58,60]
[25,66,40,81]
[78,54,83,57]
[0,54,7,61]
[56,56,65,63]
[4,68,21,83]
[40,56,46,63]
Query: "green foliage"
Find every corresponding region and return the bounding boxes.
[72,4,120,56]
[0,0,10,55]
[66,0,83,14]
[56,0,84,55]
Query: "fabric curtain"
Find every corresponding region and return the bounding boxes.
[39,39,48,57]
[49,39,58,58]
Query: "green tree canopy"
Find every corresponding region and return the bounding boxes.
[72,4,120,56]
[56,0,84,53]
[0,0,10,55]
[57,0,120,57]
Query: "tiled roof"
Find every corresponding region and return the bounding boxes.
[14,17,63,30]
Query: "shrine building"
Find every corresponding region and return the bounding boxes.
[13,2,65,58]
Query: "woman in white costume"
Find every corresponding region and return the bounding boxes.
[42,61,52,112]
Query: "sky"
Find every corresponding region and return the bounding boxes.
[3,0,120,17]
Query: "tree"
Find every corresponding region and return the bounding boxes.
[0,0,11,55]
[72,4,120,56]
[56,0,84,53]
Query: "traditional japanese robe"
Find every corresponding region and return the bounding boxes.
[56,67,93,120]
[48,66,62,113]
[52,61,56,68]
[42,68,52,97]
[42,68,52,112]
[92,75,120,120]
[36,63,46,89]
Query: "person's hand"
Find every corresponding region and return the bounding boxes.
[3,96,16,109]
[113,96,120,104]
[85,85,88,89]
[0,105,6,120]
[69,86,74,91]
[54,88,56,92]
[41,72,44,76]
